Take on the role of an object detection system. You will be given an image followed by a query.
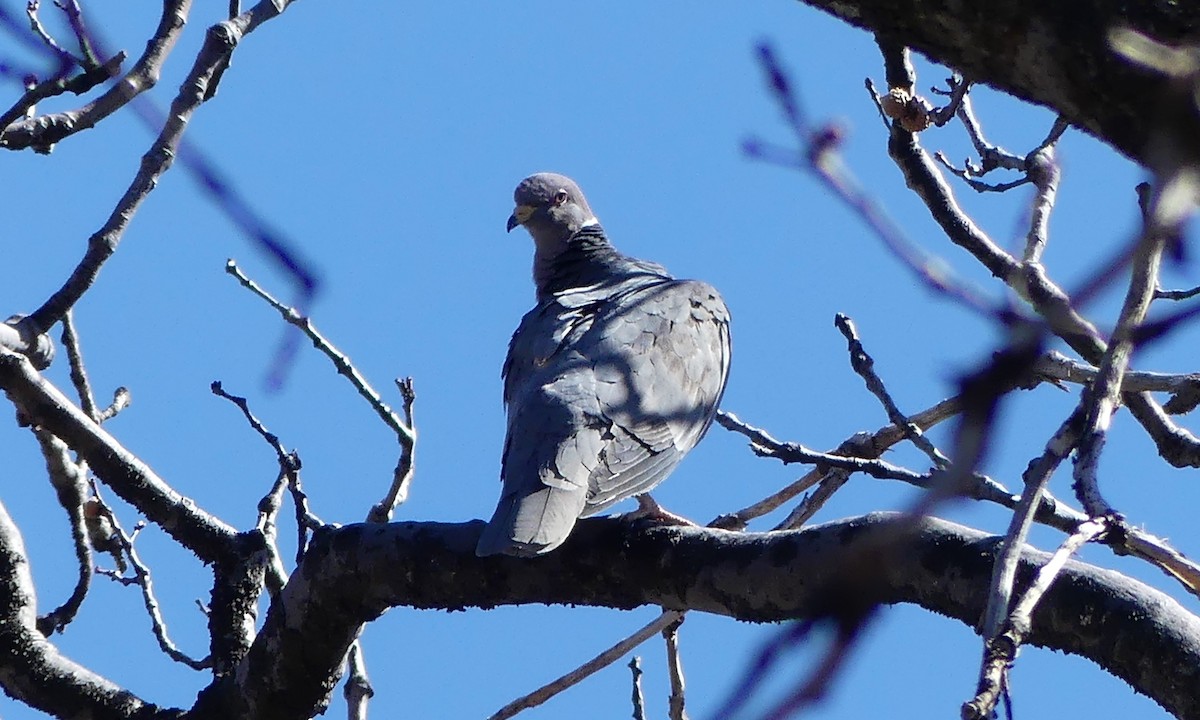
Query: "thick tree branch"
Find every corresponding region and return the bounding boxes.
[228,513,1200,720]
[0,499,177,719]
[0,349,236,560]
[800,0,1200,169]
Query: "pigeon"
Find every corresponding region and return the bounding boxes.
[476,173,731,557]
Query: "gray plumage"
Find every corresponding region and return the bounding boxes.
[476,173,731,557]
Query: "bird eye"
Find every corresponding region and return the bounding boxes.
[553,189,568,205]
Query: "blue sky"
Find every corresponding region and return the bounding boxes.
[3,1,1196,718]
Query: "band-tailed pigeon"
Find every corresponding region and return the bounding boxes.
[476,173,732,557]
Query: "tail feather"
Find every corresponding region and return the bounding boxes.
[476,483,587,557]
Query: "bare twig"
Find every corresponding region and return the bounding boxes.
[489,611,684,720]
[1021,145,1061,264]
[32,428,91,635]
[20,0,197,327]
[928,74,970,126]
[1032,350,1200,398]
[0,51,123,135]
[56,0,98,66]
[226,261,417,535]
[368,377,417,523]
[97,386,131,422]
[716,410,931,481]
[933,151,1033,193]
[663,615,688,720]
[1155,284,1200,301]
[749,41,998,316]
[210,381,309,590]
[979,408,1084,642]
[0,497,156,716]
[24,1,307,334]
[212,381,295,468]
[25,0,80,66]
[93,485,210,670]
[711,396,962,529]
[1124,528,1200,594]
[774,470,851,531]
[60,311,98,420]
[226,261,415,446]
[629,657,646,720]
[0,348,236,559]
[253,467,293,596]
[2,0,187,151]
[715,410,1022,523]
[877,45,1200,469]
[835,313,948,468]
[964,519,1108,719]
[344,641,373,720]
[1072,218,1168,516]
[952,92,1025,174]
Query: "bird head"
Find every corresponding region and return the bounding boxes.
[507,173,598,246]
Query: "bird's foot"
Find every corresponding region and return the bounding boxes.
[619,494,697,527]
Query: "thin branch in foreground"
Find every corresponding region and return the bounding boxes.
[713,611,876,720]
[488,610,684,720]
[749,40,998,317]
[21,0,197,329]
[760,616,872,720]
[873,43,1200,470]
[711,621,815,720]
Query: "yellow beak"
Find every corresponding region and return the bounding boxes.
[506,204,535,232]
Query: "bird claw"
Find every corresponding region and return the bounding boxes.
[619,494,697,527]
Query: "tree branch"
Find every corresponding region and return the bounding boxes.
[0,349,236,560]
[228,513,1200,720]
[798,0,1200,169]
[0,498,176,719]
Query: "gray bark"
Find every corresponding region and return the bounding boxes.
[798,0,1200,169]
[230,514,1200,720]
